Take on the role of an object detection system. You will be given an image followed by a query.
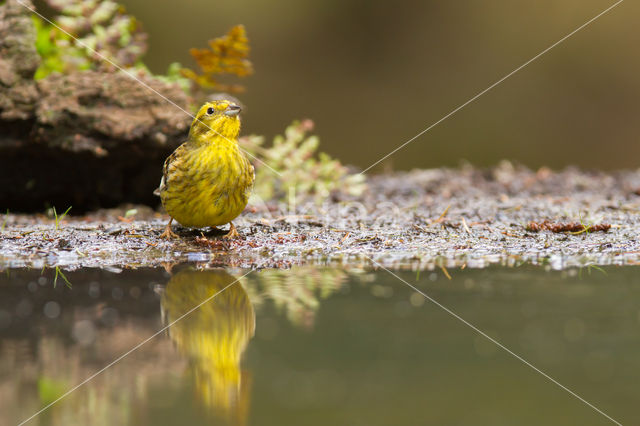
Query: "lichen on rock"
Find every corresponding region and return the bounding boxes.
[0,0,40,120]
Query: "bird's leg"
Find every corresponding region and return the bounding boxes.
[223,222,239,239]
[161,261,178,274]
[160,218,179,239]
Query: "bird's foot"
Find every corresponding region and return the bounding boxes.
[223,222,239,239]
[160,227,179,239]
[159,220,179,239]
[161,261,178,274]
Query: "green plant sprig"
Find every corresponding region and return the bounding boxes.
[242,120,366,202]
[52,206,72,230]
[54,266,72,288]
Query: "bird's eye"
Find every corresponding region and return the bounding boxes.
[206,107,215,115]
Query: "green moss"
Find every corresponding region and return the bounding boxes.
[31,0,145,78]
[32,15,90,79]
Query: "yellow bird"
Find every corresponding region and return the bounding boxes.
[156,100,254,239]
[161,269,255,421]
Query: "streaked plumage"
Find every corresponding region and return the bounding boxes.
[161,269,255,417]
[156,100,254,238]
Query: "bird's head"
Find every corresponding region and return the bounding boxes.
[189,100,242,142]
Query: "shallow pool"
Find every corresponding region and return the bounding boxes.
[1,264,638,425]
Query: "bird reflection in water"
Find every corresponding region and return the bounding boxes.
[161,269,255,425]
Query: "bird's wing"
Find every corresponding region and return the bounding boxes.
[245,162,255,199]
[154,142,190,196]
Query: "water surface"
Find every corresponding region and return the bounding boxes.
[1,265,639,425]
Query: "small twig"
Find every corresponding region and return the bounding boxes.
[440,265,452,280]
[339,232,351,245]
[433,205,450,224]
[194,236,230,250]
[355,235,378,243]
[461,217,471,234]
[526,220,610,234]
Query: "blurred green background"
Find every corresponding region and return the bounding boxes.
[121,0,636,172]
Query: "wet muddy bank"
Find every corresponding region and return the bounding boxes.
[2,164,640,271]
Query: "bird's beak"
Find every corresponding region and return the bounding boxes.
[224,105,242,117]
